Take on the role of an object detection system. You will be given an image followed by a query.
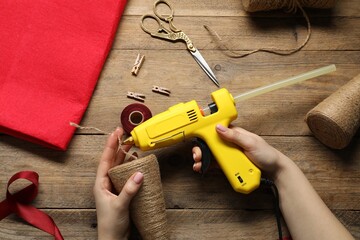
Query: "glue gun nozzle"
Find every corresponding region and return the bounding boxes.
[122,136,134,145]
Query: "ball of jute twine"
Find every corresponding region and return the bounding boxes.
[205,0,337,58]
[242,0,337,12]
[108,154,169,240]
[306,74,360,149]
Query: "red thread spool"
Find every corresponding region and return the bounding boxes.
[121,103,152,134]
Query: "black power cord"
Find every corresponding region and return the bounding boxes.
[261,178,283,240]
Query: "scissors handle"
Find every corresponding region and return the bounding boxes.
[140,16,196,52]
[153,0,173,22]
[153,0,180,33]
[140,14,166,35]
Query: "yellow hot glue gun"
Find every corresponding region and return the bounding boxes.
[123,65,336,194]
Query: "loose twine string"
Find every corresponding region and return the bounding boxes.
[69,122,138,161]
[204,0,335,58]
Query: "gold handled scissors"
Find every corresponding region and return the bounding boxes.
[141,0,220,87]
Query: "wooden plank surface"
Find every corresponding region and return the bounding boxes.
[0,0,359,239]
[0,209,358,240]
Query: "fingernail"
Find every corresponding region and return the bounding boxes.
[216,124,227,132]
[133,172,144,184]
[193,153,196,160]
[193,162,200,172]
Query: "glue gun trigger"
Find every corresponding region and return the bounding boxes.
[192,138,213,175]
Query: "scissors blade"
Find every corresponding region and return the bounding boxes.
[190,49,220,87]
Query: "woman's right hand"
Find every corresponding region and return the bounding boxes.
[192,124,285,179]
[193,125,355,240]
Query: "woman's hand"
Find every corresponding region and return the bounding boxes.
[94,127,144,240]
[192,124,283,178]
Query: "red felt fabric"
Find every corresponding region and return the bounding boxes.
[0,0,127,150]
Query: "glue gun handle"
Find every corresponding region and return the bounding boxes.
[199,126,261,194]
[192,138,213,174]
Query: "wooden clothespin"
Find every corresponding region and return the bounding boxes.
[131,53,145,76]
[152,86,171,96]
[127,91,146,102]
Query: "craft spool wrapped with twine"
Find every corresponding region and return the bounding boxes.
[306,74,360,149]
[108,154,169,240]
[241,0,337,12]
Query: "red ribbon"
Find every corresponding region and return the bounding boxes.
[120,103,152,134]
[0,171,63,240]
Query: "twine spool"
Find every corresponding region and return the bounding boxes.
[242,0,337,12]
[206,0,337,58]
[306,74,360,149]
[108,154,169,240]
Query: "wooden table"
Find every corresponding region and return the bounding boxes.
[1,0,359,239]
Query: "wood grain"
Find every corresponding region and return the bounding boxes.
[114,16,360,51]
[0,209,358,239]
[0,0,359,239]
